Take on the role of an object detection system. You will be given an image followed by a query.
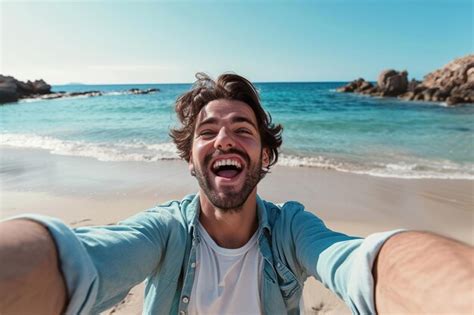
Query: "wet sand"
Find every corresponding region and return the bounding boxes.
[1,147,473,314]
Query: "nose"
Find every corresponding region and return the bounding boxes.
[214,127,235,151]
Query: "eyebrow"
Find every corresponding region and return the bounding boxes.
[196,115,258,130]
[231,116,258,130]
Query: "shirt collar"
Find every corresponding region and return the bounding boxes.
[184,193,271,236]
[256,194,271,236]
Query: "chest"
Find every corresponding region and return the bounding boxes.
[142,232,303,315]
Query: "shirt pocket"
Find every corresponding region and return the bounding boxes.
[275,260,302,309]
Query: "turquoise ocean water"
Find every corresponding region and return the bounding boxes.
[1,82,473,179]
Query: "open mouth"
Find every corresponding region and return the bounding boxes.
[211,158,243,179]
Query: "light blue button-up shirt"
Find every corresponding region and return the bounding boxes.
[17,194,402,314]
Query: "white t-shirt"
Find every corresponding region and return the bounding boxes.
[188,222,263,315]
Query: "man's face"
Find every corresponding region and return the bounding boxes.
[189,99,269,211]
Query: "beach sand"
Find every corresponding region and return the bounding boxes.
[1,147,473,314]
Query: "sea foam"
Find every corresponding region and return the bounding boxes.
[0,133,179,162]
[1,133,472,180]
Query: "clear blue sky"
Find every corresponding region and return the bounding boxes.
[1,0,472,84]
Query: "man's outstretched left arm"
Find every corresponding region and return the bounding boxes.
[373,231,474,314]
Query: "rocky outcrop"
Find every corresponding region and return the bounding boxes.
[0,76,19,103]
[378,70,409,96]
[0,75,53,103]
[337,54,474,106]
[39,91,103,100]
[0,75,161,104]
[128,88,160,95]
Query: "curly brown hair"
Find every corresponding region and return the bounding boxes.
[170,72,283,170]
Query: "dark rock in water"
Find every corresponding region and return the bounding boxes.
[0,75,19,103]
[0,75,161,105]
[336,54,474,106]
[446,96,464,106]
[128,88,160,95]
[32,79,51,94]
[431,89,443,102]
[39,90,103,100]
[407,79,421,92]
[0,75,52,104]
[40,93,66,100]
[336,78,375,94]
[413,84,427,94]
[364,86,380,95]
[68,90,102,97]
[398,91,415,101]
[358,81,373,92]
[421,87,438,102]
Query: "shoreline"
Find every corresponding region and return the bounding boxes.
[2,132,473,181]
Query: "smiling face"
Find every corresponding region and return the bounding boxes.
[189,99,269,211]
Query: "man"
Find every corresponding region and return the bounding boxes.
[0,73,473,315]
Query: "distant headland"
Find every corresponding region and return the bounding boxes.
[337,55,474,106]
[0,75,160,104]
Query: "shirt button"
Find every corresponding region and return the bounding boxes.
[180,311,186,315]
[277,262,281,267]
[182,296,189,304]
[191,262,196,268]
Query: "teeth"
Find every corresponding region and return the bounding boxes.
[212,158,242,170]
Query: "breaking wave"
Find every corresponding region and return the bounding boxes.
[1,133,473,180]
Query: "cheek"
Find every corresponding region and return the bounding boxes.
[194,140,211,154]
[192,140,213,163]
[240,137,262,152]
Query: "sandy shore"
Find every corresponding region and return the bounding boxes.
[1,147,473,314]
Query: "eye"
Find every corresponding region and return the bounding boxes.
[198,130,216,138]
[235,128,252,135]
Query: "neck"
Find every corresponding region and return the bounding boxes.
[199,190,259,249]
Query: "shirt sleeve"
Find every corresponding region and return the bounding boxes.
[6,211,170,314]
[291,208,405,314]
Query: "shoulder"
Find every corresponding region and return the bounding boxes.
[120,194,196,233]
[263,199,322,224]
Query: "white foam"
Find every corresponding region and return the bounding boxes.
[1,133,472,179]
[0,133,179,162]
[18,98,44,103]
[278,154,474,180]
[17,90,130,104]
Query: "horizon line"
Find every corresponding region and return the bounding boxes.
[51,80,365,86]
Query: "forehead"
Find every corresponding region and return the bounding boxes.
[196,99,257,125]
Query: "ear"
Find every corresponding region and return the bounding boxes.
[188,152,195,176]
[262,148,270,169]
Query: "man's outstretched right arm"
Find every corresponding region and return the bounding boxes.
[0,209,173,314]
[0,219,67,315]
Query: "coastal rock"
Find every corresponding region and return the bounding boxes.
[337,54,474,105]
[39,90,103,100]
[377,70,397,89]
[423,55,474,90]
[378,70,408,96]
[0,75,53,104]
[128,88,160,95]
[0,75,161,104]
[446,96,464,106]
[407,79,421,92]
[32,79,51,94]
[69,91,102,97]
[398,91,415,101]
[336,78,375,94]
[0,75,19,103]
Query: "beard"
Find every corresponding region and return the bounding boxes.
[193,148,263,212]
